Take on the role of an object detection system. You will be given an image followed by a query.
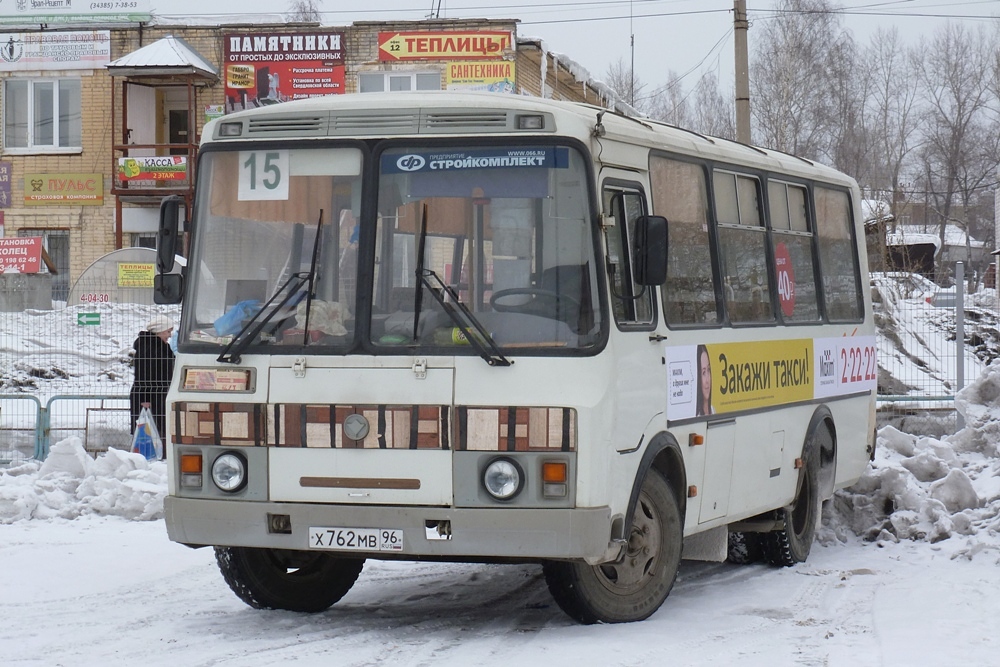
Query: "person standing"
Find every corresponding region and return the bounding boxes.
[130,315,175,454]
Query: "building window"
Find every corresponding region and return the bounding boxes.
[18,229,70,302]
[359,72,441,93]
[3,78,82,151]
[131,234,156,249]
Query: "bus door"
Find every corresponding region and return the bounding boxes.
[601,178,663,452]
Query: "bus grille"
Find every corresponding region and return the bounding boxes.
[173,403,575,451]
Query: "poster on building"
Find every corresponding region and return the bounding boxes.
[446,61,515,93]
[0,237,42,273]
[379,31,513,61]
[24,173,103,206]
[0,161,10,208]
[0,31,111,71]
[0,2,150,25]
[117,262,155,288]
[205,104,225,123]
[223,32,345,112]
[118,156,187,181]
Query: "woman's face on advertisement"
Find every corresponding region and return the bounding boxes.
[700,349,712,397]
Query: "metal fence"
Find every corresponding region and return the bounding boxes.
[873,262,1000,437]
[0,269,179,464]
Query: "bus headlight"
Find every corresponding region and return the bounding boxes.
[211,452,247,492]
[483,457,524,501]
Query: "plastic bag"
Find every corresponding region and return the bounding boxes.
[213,299,261,337]
[131,406,163,460]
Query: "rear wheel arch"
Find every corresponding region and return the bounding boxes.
[805,406,836,500]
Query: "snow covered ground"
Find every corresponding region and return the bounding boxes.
[1,413,999,665]
[1,289,999,664]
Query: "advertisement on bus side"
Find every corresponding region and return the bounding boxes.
[666,336,877,419]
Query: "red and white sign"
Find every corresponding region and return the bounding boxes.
[774,242,795,317]
[0,236,42,273]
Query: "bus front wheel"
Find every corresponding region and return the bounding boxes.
[215,546,364,612]
[543,470,682,624]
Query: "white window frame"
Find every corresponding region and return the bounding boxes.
[358,71,441,93]
[2,76,82,154]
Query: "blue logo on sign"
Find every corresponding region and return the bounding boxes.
[396,155,426,172]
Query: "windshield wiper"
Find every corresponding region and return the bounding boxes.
[218,211,324,364]
[418,268,512,367]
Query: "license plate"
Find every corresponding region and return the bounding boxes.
[308,526,404,552]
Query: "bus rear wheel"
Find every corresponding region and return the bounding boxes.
[763,446,819,567]
[215,546,364,613]
[543,470,681,624]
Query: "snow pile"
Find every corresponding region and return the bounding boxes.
[823,362,1000,557]
[0,437,166,524]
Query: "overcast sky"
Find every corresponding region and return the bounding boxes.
[150,0,997,97]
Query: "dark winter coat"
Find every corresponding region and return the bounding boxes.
[129,330,175,439]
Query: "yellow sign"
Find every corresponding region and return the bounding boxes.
[710,339,814,413]
[378,31,512,61]
[446,61,515,92]
[117,262,155,287]
[24,173,103,206]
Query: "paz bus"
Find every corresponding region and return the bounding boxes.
[154,91,877,624]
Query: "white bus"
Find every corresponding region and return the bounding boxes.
[155,91,877,624]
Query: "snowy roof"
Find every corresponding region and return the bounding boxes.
[862,199,893,224]
[106,35,218,80]
[886,224,985,249]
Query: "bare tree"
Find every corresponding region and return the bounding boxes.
[603,57,647,111]
[860,28,921,223]
[645,70,692,127]
[749,0,857,162]
[286,0,321,22]
[915,22,994,281]
[689,72,735,140]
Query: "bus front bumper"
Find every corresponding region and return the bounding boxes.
[165,497,613,562]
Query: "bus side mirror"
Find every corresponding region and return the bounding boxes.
[154,273,184,304]
[634,215,668,285]
[157,195,183,273]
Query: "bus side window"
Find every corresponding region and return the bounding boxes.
[649,156,719,326]
[768,181,820,322]
[714,171,775,325]
[814,187,863,321]
[602,187,653,326]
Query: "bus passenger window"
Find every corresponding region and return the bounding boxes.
[768,181,819,322]
[649,156,718,326]
[714,172,774,324]
[814,187,863,321]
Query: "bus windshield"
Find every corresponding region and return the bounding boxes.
[184,146,363,351]
[371,144,602,352]
[181,142,602,354]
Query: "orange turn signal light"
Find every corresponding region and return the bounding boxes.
[689,433,705,446]
[542,461,567,484]
[180,453,203,474]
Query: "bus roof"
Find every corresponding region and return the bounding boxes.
[207,91,856,189]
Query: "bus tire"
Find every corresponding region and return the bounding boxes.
[727,530,764,564]
[542,470,681,624]
[763,445,819,567]
[215,546,364,613]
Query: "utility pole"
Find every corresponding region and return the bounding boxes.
[734,0,751,144]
